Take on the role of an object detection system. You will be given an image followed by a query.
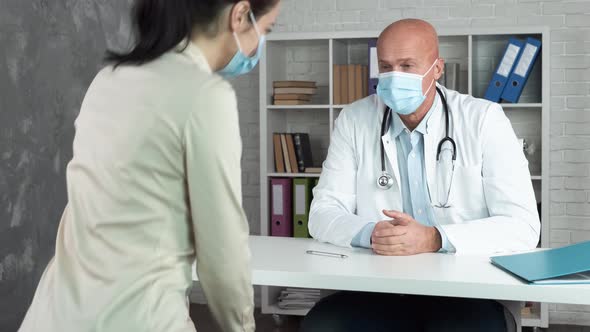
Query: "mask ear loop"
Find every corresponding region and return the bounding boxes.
[422,59,440,96]
[232,11,261,54]
[249,11,262,37]
[232,31,244,53]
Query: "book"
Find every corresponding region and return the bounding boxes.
[333,64,342,104]
[274,87,318,95]
[274,100,309,106]
[491,241,590,285]
[273,81,316,88]
[361,65,368,98]
[304,167,322,174]
[285,134,299,174]
[340,65,348,105]
[347,65,355,104]
[273,133,285,173]
[292,133,314,173]
[274,94,312,101]
[355,64,363,101]
[280,134,291,173]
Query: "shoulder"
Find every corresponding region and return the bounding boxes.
[442,86,504,131]
[336,94,381,128]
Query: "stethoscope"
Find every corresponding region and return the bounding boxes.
[377,87,457,208]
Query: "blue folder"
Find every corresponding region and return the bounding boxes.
[491,241,590,285]
[484,37,524,102]
[501,37,542,103]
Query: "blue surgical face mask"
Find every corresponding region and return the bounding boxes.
[218,11,266,78]
[376,59,438,115]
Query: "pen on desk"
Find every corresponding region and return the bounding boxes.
[306,250,348,259]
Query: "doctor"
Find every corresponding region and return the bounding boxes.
[301,19,540,331]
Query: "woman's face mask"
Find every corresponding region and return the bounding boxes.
[218,11,266,78]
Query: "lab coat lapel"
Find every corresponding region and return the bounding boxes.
[378,99,402,200]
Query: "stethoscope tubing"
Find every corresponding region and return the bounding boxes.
[378,87,456,190]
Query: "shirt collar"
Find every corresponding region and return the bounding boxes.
[391,92,440,138]
[178,40,213,74]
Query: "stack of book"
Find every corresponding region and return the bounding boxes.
[333,64,368,105]
[273,133,321,174]
[278,288,321,310]
[273,81,317,105]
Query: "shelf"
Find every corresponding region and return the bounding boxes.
[267,105,331,110]
[521,306,542,327]
[531,175,542,181]
[264,304,311,316]
[500,103,542,109]
[268,173,321,178]
[522,316,542,327]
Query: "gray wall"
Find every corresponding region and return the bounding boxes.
[0,1,132,330]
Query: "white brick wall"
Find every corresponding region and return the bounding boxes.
[236,0,590,325]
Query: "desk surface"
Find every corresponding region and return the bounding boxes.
[194,236,590,305]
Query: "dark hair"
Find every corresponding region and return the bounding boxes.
[105,0,278,67]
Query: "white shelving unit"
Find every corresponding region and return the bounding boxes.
[259,27,550,328]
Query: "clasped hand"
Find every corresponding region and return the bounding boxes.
[371,210,442,256]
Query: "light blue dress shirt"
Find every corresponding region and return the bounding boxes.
[352,98,455,252]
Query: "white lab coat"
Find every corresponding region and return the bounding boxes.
[309,84,540,255]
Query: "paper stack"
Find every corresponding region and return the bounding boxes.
[273,81,317,105]
[277,288,321,309]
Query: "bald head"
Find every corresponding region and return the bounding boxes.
[378,19,440,64]
[376,19,444,103]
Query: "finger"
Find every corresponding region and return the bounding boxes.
[377,250,412,256]
[372,226,407,238]
[382,209,401,218]
[374,249,397,256]
[371,242,404,253]
[374,220,396,230]
[373,247,409,256]
[371,234,405,245]
[390,218,410,226]
[382,210,412,224]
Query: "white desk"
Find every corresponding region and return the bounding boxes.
[194,236,590,306]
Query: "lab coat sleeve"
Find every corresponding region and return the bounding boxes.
[352,222,377,248]
[183,80,255,332]
[435,226,455,253]
[309,109,377,248]
[440,103,540,255]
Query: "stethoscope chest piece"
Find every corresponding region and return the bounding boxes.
[377,172,394,190]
